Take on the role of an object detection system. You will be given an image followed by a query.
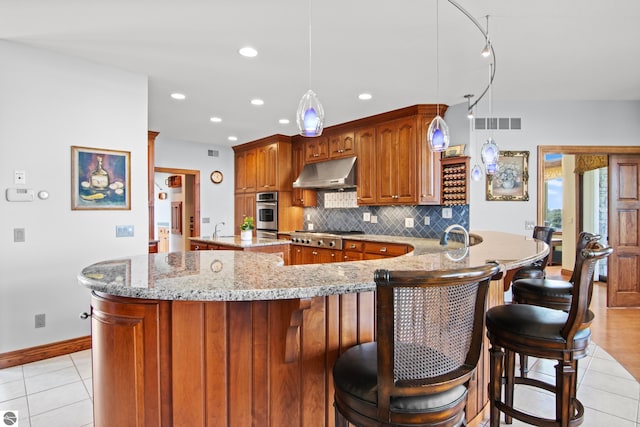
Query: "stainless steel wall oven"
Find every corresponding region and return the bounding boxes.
[256,192,278,237]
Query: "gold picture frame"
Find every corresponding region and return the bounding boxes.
[71,146,131,210]
[486,150,529,201]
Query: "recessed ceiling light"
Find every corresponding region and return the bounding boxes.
[358,93,373,100]
[228,136,238,141]
[210,117,222,123]
[238,46,258,58]
[171,93,186,100]
[251,99,264,106]
[279,119,290,124]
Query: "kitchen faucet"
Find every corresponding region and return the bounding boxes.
[213,221,225,239]
[439,224,470,247]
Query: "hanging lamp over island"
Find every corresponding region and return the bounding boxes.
[296,0,324,137]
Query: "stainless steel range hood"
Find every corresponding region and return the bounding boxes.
[293,156,357,189]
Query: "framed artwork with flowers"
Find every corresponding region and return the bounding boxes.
[486,150,529,201]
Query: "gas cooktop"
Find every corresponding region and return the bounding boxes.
[290,230,364,249]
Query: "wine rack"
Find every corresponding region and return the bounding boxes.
[441,156,469,206]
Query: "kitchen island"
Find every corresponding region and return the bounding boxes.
[80,231,547,427]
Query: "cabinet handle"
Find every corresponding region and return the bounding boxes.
[350,244,356,249]
[331,253,335,257]
[380,247,388,253]
[79,312,90,320]
[312,251,318,255]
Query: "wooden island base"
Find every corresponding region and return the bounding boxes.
[91,277,504,427]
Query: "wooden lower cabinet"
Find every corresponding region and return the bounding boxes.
[91,293,171,426]
[90,291,375,427]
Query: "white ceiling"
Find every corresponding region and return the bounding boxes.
[2,0,640,147]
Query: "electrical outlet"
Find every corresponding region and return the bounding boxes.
[308,223,314,231]
[525,220,535,230]
[424,216,430,226]
[405,218,414,228]
[116,225,134,237]
[202,217,210,224]
[35,313,45,328]
[370,215,378,224]
[442,208,453,219]
[14,170,26,185]
[363,212,371,222]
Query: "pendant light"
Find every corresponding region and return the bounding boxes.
[465,94,483,181]
[480,62,499,175]
[296,0,324,137]
[427,0,450,152]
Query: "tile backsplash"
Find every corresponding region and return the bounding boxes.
[302,190,469,239]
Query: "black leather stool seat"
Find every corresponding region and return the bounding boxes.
[512,278,573,309]
[486,304,590,350]
[333,342,467,414]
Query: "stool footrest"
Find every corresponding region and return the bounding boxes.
[513,376,556,394]
[495,397,584,427]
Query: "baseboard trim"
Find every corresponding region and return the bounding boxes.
[0,336,91,369]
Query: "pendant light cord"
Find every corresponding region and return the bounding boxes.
[435,0,440,117]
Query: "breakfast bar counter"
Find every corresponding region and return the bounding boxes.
[80,231,547,427]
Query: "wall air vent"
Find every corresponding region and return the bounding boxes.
[474,117,522,130]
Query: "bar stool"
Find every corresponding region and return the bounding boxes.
[512,231,600,377]
[486,243,613,427]
[510,226,555,282]
[333,263,500,427]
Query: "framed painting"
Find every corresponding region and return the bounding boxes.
[486,150,529,201]
[71,146,131,210]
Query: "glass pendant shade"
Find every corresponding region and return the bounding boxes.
[296,89,324,137]
[470,164,483,181]
[481,137,499,175]
[427,115,450,152]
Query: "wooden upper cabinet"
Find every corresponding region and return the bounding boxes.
[291,139,317,207]
[355,127,376,205]
[419,116,442,204]
[256,143,278,190]
[303,136,329,163]
[235,148,257,193]
[234,135,293,193]
[328,131,356,159]
[375,117,419,205]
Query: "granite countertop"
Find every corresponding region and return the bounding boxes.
[190,235,290,248]
[79,231,547,302]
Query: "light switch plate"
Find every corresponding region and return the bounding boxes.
[424,216,430,226]
[363,212,371,222]
[442,208,453,219]
[370,215,378,224]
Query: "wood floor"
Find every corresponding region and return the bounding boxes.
[547,266,640,382]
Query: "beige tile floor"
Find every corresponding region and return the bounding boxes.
[0,343,638,426]
[0,349,93,427]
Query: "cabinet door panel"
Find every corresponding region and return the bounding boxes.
[257,143,278,190]
[395,119,418,203]
[375,123,397,203]
[91,294,170,427]
[356,127,376,205]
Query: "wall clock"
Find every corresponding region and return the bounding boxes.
[210,170,223,184]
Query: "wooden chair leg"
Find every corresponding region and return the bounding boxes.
[556,359,575,427]
[504,349,515,424]
[489,344,504,427]
[519,353,529,377]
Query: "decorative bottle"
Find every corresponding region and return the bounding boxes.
[90,156,110,190]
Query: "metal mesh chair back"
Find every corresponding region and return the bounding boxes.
[375,263,500,390]
[393,282,478,381]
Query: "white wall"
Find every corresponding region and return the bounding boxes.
[154,136,235,238]
[0,42,148,353]
[446,100,640,236]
